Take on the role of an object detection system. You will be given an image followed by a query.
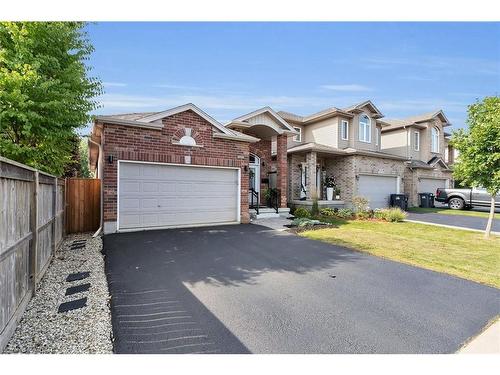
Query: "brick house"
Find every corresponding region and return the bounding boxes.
[89,101,454,233]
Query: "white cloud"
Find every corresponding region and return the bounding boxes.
[320,84,372,92]
[103,82,128,87]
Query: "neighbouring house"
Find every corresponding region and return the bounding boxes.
[380,110,454,207]
[89,101,454,234]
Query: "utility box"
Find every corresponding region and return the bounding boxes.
[419,193,435,208]
[390,194,408,211]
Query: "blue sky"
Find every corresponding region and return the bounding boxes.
[86,22,500,133]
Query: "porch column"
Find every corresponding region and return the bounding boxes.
[276,134,288,207]
[306,151,317,199]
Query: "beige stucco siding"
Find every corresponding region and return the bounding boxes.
[303,116,338,148]
[381,128,408,158]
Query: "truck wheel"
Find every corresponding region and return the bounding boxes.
[449,197,465,210]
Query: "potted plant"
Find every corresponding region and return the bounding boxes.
[335,187,341,200]
[263,188,277,206]
[325,176,336,201]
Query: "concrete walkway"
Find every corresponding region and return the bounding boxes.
[459,319,500,354]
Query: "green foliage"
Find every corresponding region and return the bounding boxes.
[374,207,407,222]
[336,208,354,219]
[293,207,311,218]
[78,136,91,178]
[319,207,337,217]
[452,96,500,196]
[356,210,373,220]
[325,175,336,188]
[311,198,319,216]
[0,22,102,175]
[352,196,369,212]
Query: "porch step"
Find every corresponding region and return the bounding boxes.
[250,208,280,219]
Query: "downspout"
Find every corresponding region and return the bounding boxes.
[88,137,104,237]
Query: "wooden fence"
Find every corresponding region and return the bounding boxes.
[0,156,66,352]
[66,178,100,234]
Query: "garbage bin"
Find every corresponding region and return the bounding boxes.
[390,194,408,210]
[419,192,435,208]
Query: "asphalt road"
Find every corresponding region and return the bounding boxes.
[407,212,500,232]
[104,224,499,354]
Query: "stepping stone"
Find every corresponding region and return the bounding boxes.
[66,272,90,282]
[58,297,87,313]
[65,283,91,296]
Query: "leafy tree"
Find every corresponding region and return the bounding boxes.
[0,22,102,175]
[78,136,91,178]
[452,96,500,238]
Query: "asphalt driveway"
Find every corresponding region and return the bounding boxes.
[407,212,500,232]
[103,224,499,354]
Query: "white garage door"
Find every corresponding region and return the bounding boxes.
[418,178,447,194]
[357,175,399,209]
[118,162,239,230]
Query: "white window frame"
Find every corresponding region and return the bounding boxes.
[375,127,380,146]
[293,127,302,142]
[358,114,371,143]
[341,120,349,140]
[431,127,440,153]
[414,131,420,151]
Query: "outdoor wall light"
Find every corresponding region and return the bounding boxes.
[108,155,114,164]
[244,165,248,172]
[262,161,266,167]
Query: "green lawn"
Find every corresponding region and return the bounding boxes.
[300,219,500,289]
[408,206,495,219]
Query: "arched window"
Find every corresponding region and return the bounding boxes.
[359,114,371,143]
[431,127,440,153]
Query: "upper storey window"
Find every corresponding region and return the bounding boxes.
[293,127,302,142]
[341,120,349,140]
[431,127,440,153]
[358,114,371,143]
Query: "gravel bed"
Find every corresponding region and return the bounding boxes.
[4,233,113,354]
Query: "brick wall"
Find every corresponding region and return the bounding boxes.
[101,109,250,225]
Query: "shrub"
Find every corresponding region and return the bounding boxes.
[311,198,319,217]
[356,210,374,220]
[319,207,337,217]
[352,196,369,212]
[336,208,354,219]
[294,207,311,218]
[374,207,407,222]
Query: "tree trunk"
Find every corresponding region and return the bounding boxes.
[484,195,496,239]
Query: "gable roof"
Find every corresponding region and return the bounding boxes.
[94,103,258,142]
[342,100,384,118]
[230,106,297,133]
[137,103,233,135]
[382,110,451,132]
[278,100,384,125]
[428,156,450,169]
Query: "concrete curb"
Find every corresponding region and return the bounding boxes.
[404,219,500,236]
[458,318,500,354]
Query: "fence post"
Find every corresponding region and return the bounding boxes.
[29,170,39,296]
[52,177,57,255]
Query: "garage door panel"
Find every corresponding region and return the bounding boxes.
[118,162,239,230]
[358,175,398,209]
[418,178,446,194]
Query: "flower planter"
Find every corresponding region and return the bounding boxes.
[326,187,334,201]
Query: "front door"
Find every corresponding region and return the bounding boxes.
[249,154,260,207]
